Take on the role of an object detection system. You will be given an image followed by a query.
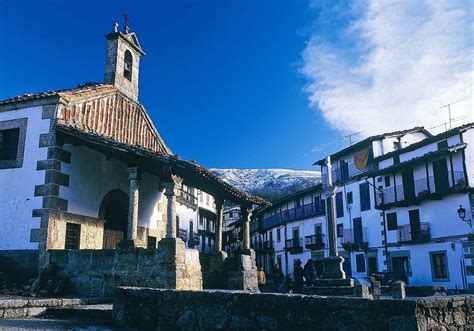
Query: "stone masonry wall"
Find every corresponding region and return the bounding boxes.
[113,287,473,330]
[48,238,202,297]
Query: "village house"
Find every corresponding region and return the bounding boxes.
[252,124,474,291]
[0,23,267,294]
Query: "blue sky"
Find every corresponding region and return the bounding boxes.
[0,1,471,170]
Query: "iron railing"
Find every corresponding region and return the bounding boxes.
[177,190,198,208]
[305,234,325,250]
[398,223,430,243]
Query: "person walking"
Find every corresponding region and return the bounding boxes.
[273,264,283,287]
[293,260,304,294]
[257,267,266,292]
[303,259,314,286]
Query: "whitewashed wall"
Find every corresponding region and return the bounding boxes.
[0,106,48,250]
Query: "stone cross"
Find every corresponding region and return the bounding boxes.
[215,199,224,251]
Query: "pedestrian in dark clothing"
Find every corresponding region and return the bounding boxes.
[303,259,314,286]
[293,260,304,294]
[273,264,283,286]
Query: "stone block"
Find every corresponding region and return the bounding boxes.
[36,159,61,171]
[42,196,68,211]
[392,281,406,299]
[39,132,56,147]
[42,105,56,119]
[47,146,71,163]
[354,284,371,298]
[30,228,47,243]
[321,256,346,279]
[44,170,69,187]
[34,183,60,197]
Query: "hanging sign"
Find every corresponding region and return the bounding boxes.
[354,148,370,170]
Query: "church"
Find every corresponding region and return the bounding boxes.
[0,23,267,294]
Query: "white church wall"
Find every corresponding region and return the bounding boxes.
[0,106,49,250]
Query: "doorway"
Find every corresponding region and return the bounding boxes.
[402,169,415,201]
[433,158,449,194]
[99,189,129,249]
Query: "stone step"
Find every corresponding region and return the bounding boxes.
[43,304,113,320]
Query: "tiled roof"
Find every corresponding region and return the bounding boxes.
[0,83,115,106]
[313,126,431,166]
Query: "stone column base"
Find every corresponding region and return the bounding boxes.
[321,256,346,279]
[157,238,202,290]
[226,250,258,292]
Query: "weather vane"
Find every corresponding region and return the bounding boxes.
[122,12,130,33]
[123,12,129,26]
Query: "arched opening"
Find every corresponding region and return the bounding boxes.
[99,189,129,249]
[123,50,133,81]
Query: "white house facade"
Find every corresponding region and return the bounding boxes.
[252,124,474,291]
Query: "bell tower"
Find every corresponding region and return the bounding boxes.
[104,21,145,101]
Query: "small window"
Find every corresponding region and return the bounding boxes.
[393,141,401,150]
[65,223,81,249]
[359,182,371,211]
[430,251,449,281]
[336,223,343,237]
[0,128,19,161]
[123,50,133,81]
[277,228,281,242]
[321,199,326,214]
[336,192,344,218]
[346,192,353,205]
[356,254,366,272]
[384,176,391,187]
[147,236,157,249]
[387,212,398,231]
[437,140,448,150]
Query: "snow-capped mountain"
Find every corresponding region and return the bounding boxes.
[210,168,321,201]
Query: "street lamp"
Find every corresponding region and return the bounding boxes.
[457,205,472,228]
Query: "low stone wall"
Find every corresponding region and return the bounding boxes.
[113,287,473,330]
[0,250,38,284]
[0,296,105,319]
[48,238,202,297]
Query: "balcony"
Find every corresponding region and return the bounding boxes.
[375,171,467,208]
[259,240,274,253]
[322,163,375,185]
[177,190,198,209]
[341,228,368,251]
[285,238,303,254]
[398,223,430,243]
[305,234,325,250]
[261,214,280,231]
[280,202,326,224]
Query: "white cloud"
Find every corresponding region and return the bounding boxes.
[301,0,473,137]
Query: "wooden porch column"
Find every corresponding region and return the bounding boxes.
[163,175,183,239]
[126,167,140,240]
[241,205,252,250]
[215,198,224,251]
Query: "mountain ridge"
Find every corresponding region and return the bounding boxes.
[210,168,321,201]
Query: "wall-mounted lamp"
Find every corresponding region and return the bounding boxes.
[457,205,472,228]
